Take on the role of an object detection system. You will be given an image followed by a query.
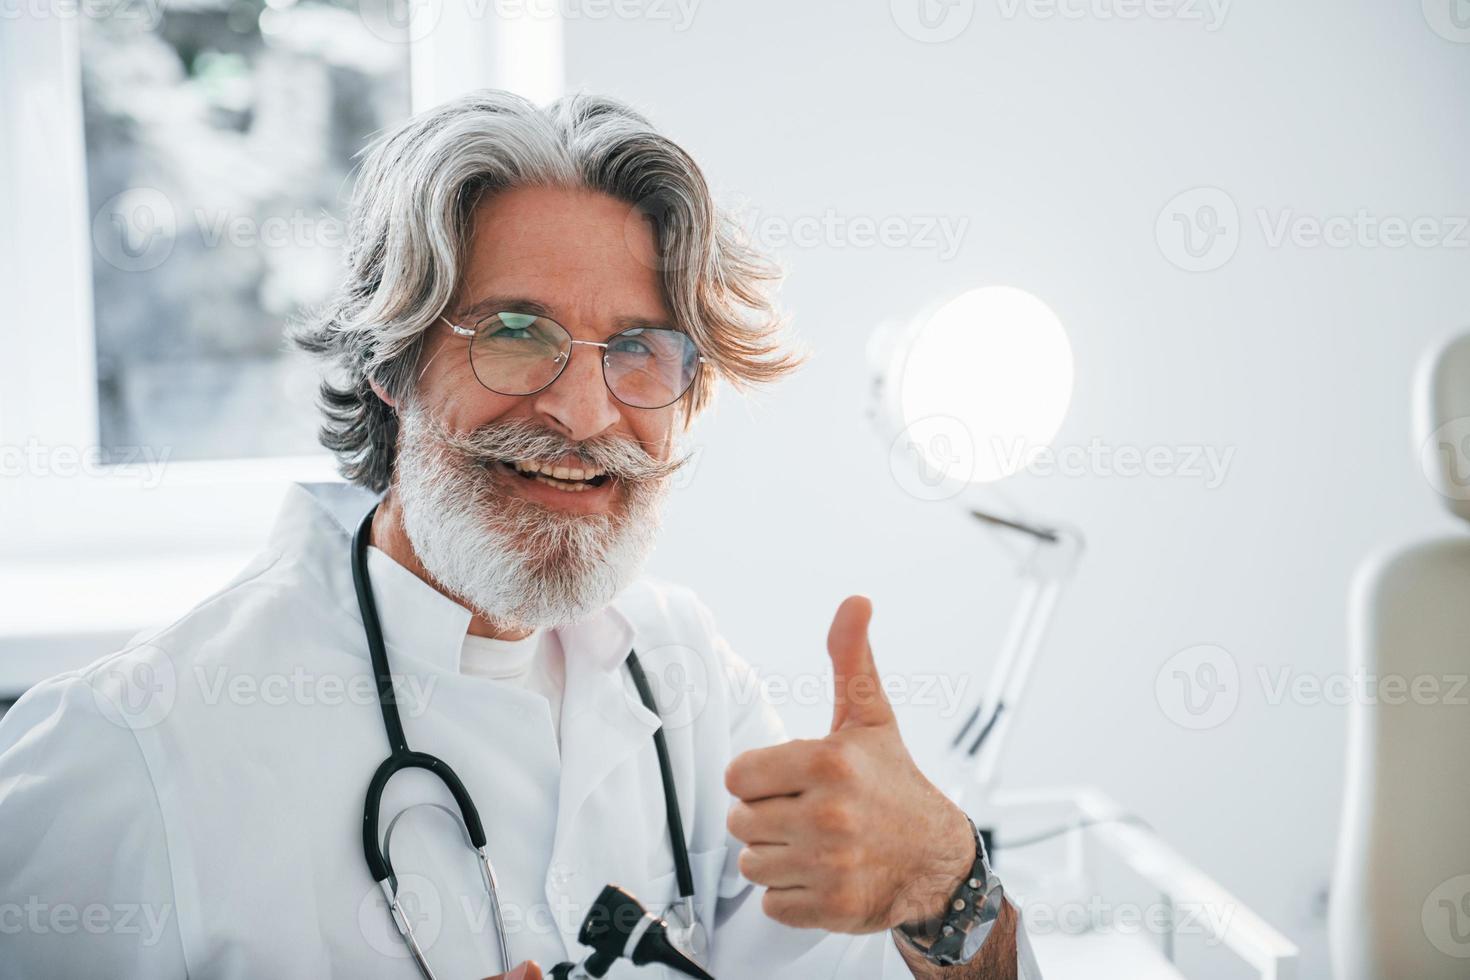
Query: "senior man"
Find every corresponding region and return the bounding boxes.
[0,91,1038,979]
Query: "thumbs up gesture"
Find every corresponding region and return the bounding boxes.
[723,596,977,934]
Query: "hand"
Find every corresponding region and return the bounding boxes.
[724,596,976,934]
[481,961,541,980]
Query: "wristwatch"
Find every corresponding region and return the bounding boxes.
[892,817,1008,966]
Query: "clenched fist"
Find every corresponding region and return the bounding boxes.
[724,596,976,935]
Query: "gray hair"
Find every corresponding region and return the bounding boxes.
[292,89,802,492]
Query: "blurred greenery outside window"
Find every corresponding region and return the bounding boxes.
[82,0,411,461]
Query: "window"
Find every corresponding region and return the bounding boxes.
[0,2,558,685]
[81,0,412,461]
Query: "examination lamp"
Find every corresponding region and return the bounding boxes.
[868,286,1084,809]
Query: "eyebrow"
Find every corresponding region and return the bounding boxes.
[454,295,676,332]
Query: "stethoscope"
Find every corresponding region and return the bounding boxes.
[351,503,705,978]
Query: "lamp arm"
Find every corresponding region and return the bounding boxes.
[947,517,1083,806]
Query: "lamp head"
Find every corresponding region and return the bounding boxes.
[874,286,1075,487]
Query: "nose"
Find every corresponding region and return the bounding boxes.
[530,341,623,442]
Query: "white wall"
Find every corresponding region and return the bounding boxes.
[564,2,1470,976]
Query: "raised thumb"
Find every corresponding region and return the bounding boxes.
[827,595,893,732]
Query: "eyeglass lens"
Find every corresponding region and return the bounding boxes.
[467,312,699,409]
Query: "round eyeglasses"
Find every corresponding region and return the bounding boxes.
[441,311,706,410]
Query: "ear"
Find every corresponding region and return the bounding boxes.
[368,377,398,411]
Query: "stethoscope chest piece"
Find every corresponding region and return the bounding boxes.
[664,898,709,961]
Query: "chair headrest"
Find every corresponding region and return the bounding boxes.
[1415,331,1470,523]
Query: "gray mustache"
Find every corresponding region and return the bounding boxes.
[439,416,693,484]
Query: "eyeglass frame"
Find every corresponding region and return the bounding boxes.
[438,312,708,410]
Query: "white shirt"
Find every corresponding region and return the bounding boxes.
[0,481,1038,979]
[459,628,567,750]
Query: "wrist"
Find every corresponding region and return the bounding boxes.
[892,815,1007,967]
[899,803,978,931]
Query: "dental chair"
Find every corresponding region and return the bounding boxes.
[1329,331,1470,978]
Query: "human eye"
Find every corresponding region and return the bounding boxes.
[478,312,552,346]
[608,334,654,356]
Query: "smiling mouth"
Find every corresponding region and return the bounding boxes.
[492,458,613,493]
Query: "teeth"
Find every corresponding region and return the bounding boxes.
[530,473,592,492]
[510,459,606,481]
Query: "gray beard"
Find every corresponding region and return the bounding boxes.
[392,407,676,631]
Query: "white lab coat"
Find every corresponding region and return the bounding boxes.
[0,482,1037,979]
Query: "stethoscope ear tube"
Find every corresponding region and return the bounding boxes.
[353,505,490,882]
[362,750,490,882]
